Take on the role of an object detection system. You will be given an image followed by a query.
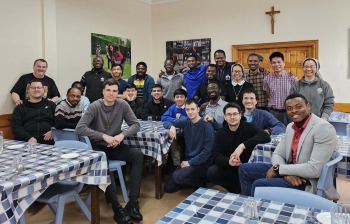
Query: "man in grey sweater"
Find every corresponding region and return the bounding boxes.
[76,78,142,224]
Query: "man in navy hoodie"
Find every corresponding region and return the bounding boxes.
[163,98,215,192]
[11,79,56,145]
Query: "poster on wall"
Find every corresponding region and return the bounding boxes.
[166,38,211,71]
[91,33,132,78]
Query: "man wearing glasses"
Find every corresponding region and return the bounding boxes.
[11,79,56,145]
[10,59,60,106]
[206,102,270,193]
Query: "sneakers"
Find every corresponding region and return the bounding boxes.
[113,205,133,224]
[124,200,143,221]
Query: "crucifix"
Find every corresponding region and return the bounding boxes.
[265,6,280,34]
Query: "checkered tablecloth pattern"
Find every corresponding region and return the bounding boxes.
[0,140,110,224]
[122,120,173,166]
[156,188,322,224]
[249,135,350,179]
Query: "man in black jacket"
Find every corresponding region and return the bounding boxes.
[214,49,234,85]
[141,84,174,121]
[80,56,111,103]
[124,83,144,119]
[11,79,56,145]
[207,102,270,193]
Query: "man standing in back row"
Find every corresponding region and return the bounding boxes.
[80,56,112,103]
[263,52,298,125]
[11,59,60,105]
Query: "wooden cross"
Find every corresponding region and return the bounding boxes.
[265,6,280,34]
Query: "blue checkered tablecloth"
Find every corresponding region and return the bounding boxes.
[122,120,173,166]
[0,139,110,224]
[249,135,350,179]
[156,187,322,224]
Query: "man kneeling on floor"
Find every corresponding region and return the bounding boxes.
[163,98,215,192]
[239,93,339,200]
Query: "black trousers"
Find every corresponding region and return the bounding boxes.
[93,143,144,203]
[207,164,241,193]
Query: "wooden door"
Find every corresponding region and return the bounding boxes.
[232,40,318,79]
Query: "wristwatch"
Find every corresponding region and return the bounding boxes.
[272,164,280,175]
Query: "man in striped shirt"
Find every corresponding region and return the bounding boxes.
[263,52,298,126]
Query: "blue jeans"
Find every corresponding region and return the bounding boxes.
[239,163,305,196]
[164,165,207,193]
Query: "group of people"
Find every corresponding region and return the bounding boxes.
[8,48,338,224]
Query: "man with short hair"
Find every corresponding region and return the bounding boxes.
[163,98,215,192]
[194,64,227,106]
[242,89,285,135]
[75,78,143,224]
[124,83,144,119]
[156,59,186,101]
[11,79,56,145]
[245,53,268,110]
[207,102,270,193]
[257,54,270,76]
[80,56,112,103]
[11,59,60,105]
[128,62,155,102]
[214,49,234,84]
[203,82,228,124]
[56,81,90,114]
[239,94,338,200]
[141,84,174,121]
[183,55,207,98]
[263,52,298,125]
[54,87,82,129]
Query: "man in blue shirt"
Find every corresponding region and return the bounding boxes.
[242,89,285,135]
[184,55,207,98]
[163,98,215,192]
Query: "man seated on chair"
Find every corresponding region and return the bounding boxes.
[141,84,174,121]
[163,98,215,193]
[75,78,143,224]
[54,87,82,129]
[206,102,270,193]
[242,88,286,135]
[239,93,338,199]
[202,82,228,124]
[56,81,90,114]
[11,79,56,145]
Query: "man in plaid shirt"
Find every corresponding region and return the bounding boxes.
[245,53,268,110]
[263,52,298,126]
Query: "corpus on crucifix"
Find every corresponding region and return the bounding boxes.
[265,6,280,34]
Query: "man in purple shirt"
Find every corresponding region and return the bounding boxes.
[263,52,298,125]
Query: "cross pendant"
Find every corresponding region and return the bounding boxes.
[236,96,238,101]
[106,124,110,130]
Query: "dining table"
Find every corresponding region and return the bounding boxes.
[0,139,110,224]
[249,135,350,179]
[121,120,173,199]
[156,187,323,224]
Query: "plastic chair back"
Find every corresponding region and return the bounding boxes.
[317,151,343,198]
[55,140,88,150]
[329,121,348,136]
[79,136,93,150]
[254,187,336,211]
[51,127,80,142]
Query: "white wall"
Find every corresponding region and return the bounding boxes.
[0,0,44,114]
[151,0,350,102]
[0,0,152,114]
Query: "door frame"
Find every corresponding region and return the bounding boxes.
[232,40,318,62]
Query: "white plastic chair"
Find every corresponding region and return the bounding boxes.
[79,136,129,203]
[33,141,91,224]
[254,187,336,211]
[317,151,343,199]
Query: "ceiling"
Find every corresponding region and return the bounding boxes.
[138,0,182,5]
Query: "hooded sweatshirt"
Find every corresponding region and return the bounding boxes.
[11,98,56,141]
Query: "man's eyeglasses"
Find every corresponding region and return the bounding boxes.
[29,86,44,90]
[225,113,240,118]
